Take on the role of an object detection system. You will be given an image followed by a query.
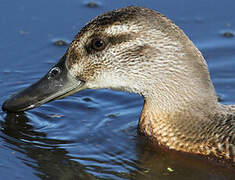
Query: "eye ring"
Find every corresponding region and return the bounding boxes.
[91,38,106,51]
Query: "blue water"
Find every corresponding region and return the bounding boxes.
[0,0,235,179]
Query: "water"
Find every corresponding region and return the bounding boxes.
[0,0,235,179]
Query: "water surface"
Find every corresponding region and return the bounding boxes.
[0,0,235,179]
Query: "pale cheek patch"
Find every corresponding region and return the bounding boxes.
[69,63,83,77]
[85,72,116,89]
[86,71,140,93]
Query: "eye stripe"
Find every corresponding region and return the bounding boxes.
[108,34,134,46]
[85,34,134,54]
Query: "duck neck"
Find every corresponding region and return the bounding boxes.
[138,90,219,155]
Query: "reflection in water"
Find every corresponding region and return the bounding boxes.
[1,113,96,180]
[134,137,235,180]
[0,112,234,180]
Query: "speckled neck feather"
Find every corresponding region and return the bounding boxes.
[139,102,235,161]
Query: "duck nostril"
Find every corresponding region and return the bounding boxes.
[48,67,61,79]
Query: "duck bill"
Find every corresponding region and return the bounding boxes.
[2,55,85,113]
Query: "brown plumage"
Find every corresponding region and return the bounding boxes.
[2,6,235,162]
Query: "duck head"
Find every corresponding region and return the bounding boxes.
[2,6,217,112]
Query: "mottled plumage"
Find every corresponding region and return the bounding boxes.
[3,6,235,162]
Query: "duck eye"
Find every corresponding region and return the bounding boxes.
[91,38,105,51]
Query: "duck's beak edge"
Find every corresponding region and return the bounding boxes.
[2,55,85,113]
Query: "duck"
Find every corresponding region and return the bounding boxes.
[2,6,235,163]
